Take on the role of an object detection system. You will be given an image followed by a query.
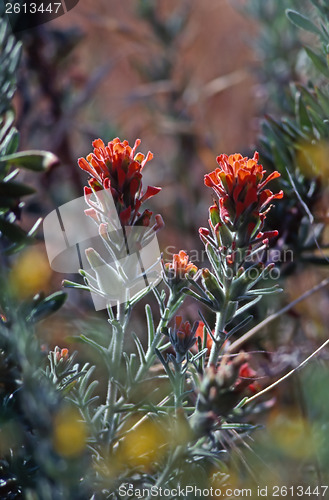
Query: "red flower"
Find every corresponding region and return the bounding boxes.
[163,250,198,290]
[235,362,259,394]
[169,316,198,361]
[78,138,161,226]
[195,322,213,354]
[54,347,69,363]
[204,152,283,245]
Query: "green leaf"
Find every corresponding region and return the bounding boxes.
[189,348,208,363]
[221,423,261,431]
[27,291,67,323]
[132,332,147,366]
[127,284,153,310]
[155,348,174,384]
[246,285,283,296]
[0,196,18,209]
[0,150,59,171]
[145,303,155,346]
[234,397,248,409]
[62,279,91,292]
[0,180,35,197]
[227,315,253,338]
[0,217,29,243]
[295,92,313,132]
[83,380,99,406]
[304,47,329,78]
[286,9,321,35]
[77,335,108,359]
[123,352,135,386]
[0,110,15,142]
[182,288,214,309]
[234,295,262,318]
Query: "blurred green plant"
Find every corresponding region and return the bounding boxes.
[0,14,87,499]
[256,0,329,272]
[0,16,58,254]
[1,1,329,498]
[238,0,305,112]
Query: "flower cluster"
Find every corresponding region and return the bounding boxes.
[192,353,257,435]
[204,152,283,247]
[78,138,161,226]
[55,347,69,363]
[169,316,198,362]
[162,250,198,293]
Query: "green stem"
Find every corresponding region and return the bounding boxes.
[103,302,129,439]
[207,262,234,366]
[135,291,178,381]
[207,306,227,366]
[174,361,184,413]
[144,445,183,500]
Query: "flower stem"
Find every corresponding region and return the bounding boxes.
[135,291,178,381]
[207,307,227,366]
[103,302,129,440]
[174,361,184,413]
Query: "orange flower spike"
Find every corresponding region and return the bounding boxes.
[173,250,198,278]
[204,151,283,245]
[78,137,161,226]
[169,317,199,361]
[163,250,198,291]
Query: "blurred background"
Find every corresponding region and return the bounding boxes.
[4,0,329,493]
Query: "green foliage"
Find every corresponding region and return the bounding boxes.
[254,1,329,270]
[1,1,329,497]
[0,16,58,254]
[0,307,91,499]
[240,0,304,112]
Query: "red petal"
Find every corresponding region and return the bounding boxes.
[141,151,154,169]
[117,167,126,190]
[244,186,258,206]
[92,138,105,149]
[175,316,183,330]
[141,185,161,203]
[235,200,246,219]
[258,171,281,190]
[129,177,141,200]
[119,206,131,225]
[78,157,95,176]
[131,138,141,157]
[84,208,98,221]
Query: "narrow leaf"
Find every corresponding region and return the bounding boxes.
[1,150,59,171]
[286,9,321,35]
[145,304,155,346]
[305,47,329,78]
[132,332,147,366]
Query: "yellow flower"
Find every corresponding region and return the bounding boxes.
[10,246,52,298]
[53,408,87,458]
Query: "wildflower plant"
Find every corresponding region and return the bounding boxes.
[189,152,283,366]
[48,139,284,495]
[2,1,329,497]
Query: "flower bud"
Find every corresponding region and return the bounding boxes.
[169,317,199,362]
[201,268,225,307]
